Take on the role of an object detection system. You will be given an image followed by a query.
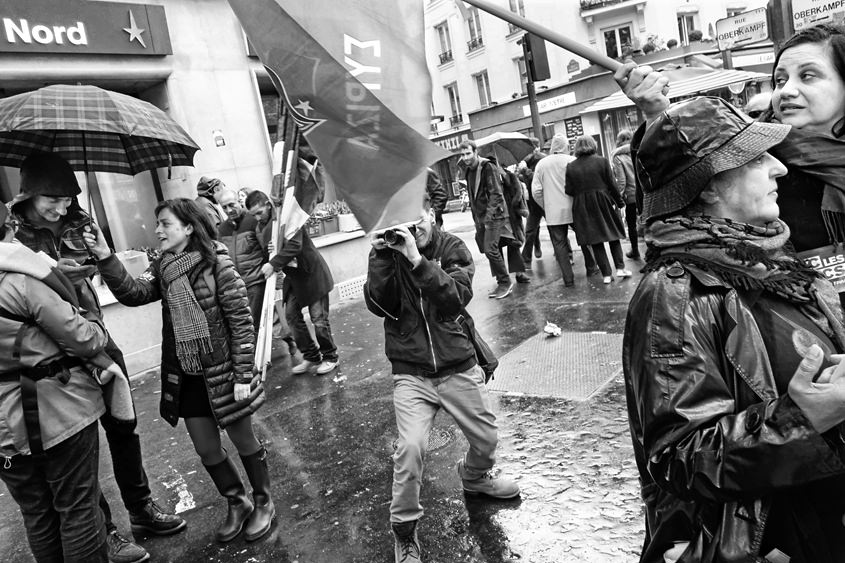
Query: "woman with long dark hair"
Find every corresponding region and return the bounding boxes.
[84,198,275,543]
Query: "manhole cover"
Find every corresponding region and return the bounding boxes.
[488,331,622,400]
[392,426,455,452]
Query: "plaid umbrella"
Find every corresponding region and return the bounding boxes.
[0,84,199,174]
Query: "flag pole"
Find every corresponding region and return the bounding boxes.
[458,0,622,72]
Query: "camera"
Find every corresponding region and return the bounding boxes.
[382,225,417,245]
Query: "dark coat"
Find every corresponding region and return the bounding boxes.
[218,212,266,289]
[502,168,527,246]
[98,245,264,428]
[462,157,506,226]
[426,169,448,215]
[364,227,476,377]
[623,261,845,563]
[565,153,626,245]
[269,228,334,306]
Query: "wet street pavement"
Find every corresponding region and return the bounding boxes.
[0,212,646,562]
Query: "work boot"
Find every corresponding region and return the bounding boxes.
[203,454,254,542]
[240,447,276,542]
[106,529,150,563]
[392,520,422,563]
[456,459,520,499]
[129,499,187,536]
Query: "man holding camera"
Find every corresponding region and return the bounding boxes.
[11,152,185,563]
[364,194,519,563]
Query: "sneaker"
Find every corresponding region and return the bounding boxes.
[487,282,514,299]
[515,273,531,284]
[616,269,633,278]
[315,360,338,375]
[291,359,317,375]
[129,499,187,536]
[106,530,150,563]
[456,460,520,499]
[603,276,612,284]
[392,521,422,563]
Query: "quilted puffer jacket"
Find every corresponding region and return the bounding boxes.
[98,244,263,427]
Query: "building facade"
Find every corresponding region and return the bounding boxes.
[425,0,773,161]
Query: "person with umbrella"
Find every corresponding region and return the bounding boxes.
[11,153,186,563]
[458,140,516,299]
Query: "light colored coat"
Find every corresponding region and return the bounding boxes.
[532,153,575,226]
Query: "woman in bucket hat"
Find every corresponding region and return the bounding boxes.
[622,97,845,563]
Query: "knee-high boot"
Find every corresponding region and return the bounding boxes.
[203,454,254,542]
[240,447,276,541]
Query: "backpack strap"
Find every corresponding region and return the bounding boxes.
[0,304,33,361]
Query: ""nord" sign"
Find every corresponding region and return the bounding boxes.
[3,18,88,46]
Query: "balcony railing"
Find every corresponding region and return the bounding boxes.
[438,50,453,64]
[467,36,484,52]
[580,0,628,10]
[449,114,463,126]
[507,22,521,35]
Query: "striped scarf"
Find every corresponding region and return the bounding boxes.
[160,251,212,374]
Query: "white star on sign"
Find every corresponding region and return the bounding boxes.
[123,10,147,48]
[295,99,313,116]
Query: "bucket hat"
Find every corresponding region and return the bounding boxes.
[19,152,81,199]
[636,96,790,222]
[197,176,223,197]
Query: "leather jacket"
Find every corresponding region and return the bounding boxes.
[623,261,845,563]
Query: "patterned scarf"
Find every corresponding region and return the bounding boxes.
[644,216,818,302]
[160,251,212,374]
[644,216,845,346]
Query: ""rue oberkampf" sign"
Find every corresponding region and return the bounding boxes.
[715,7,769,51]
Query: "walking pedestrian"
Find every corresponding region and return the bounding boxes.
[11,152,185,563]
[85,199,275,544]
[245,190,299,364]
[611,129,641,259]
[260,223,338,376]
[531,134,586,287]
[425,168,448,229]
[499,162,530,284]
[518,137,545,267]
[195,176,226,239]
[0,204,122,563]
[364,193,519,563]
[458,140,514,299]
[216,188,267,331]
[564,135,632,284]
[623,96,845,563]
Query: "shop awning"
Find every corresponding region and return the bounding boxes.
[579,68,769,114]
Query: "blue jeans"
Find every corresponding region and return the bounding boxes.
[0,422,107,563]
[285,293,337,363]
[390,365,498,523]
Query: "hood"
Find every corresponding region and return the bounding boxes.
[613,144,631,156]
[0,242,79,305]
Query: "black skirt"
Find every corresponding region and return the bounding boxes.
[178,374,214,418]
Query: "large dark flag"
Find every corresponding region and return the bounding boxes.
[228,0,450,232]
